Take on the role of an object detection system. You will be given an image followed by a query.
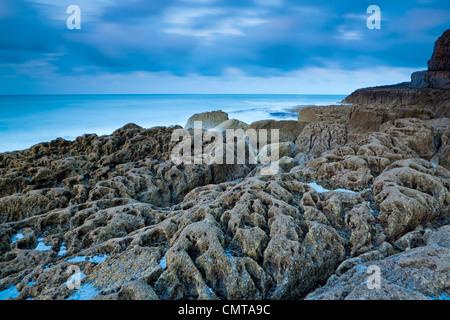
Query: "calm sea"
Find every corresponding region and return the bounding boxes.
[0,94,347,153]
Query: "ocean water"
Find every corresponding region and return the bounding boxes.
[0,94,346,153]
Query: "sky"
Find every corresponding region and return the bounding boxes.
[0,0,449,94]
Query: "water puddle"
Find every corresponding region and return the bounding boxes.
[66,282,100,300]
[0,286,20,300]
[10,232,24,244]
[35,238,52,251]
[66,254,108,264]
[307,182,357,194]
[159,255,167,270]
[58,244,67,256]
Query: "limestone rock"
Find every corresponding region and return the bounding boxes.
[428,29,450,71]
[411,70,450,89]
[379,118,436,160]
[247,120,308,145]
[348,104,388,135]
[372,159,450,239]
[295,122,347,157]
[343,30,450,116]
[184,110,229,129]
[214,119,249,132]
[258,142,296,164]
[277,156,297,172]
[298,107,320,122]
[306,225,450,300]
[0,100,449,302]
[296,105,352,124]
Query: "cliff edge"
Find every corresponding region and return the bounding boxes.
[343,29,450,118]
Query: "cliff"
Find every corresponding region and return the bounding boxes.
[343,29,450,118]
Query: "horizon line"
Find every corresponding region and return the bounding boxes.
[0,93,349,96]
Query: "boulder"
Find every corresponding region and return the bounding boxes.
[214,119,248,132]
[277,156,297,172]
[295,122,347,157]
[379,118,436,160]
[348,104,388,135]
[258,142,296,164]
[372,159,450,239]
[248,120,308,145]
[184,110,229,130]
[298,107,320,122]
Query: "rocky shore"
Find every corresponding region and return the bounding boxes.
[0,30,449,301]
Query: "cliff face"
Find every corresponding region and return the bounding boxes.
[411,70,450,89]
[343,29,450,116]
[428,29,450,71]
[412,29,450,89]
[343,87,450,118]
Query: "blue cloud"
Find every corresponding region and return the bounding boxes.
[0,0,449,93]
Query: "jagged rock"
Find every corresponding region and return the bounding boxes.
[306,225,450,300]
[394,228,432,251]
[1,84,449,302]
[441,128,450,168]
[0,189,73,223]
[428,29,450,71]
[277,156,297,172]
[348,104,388,135]
[94,279,160,300]
[295,122,347,157]
[247,120,308,145]
[347,104,436,138]
[343,30,450,116]
[372,159,450,239]
[298,107,320,122]
[344,202,377,256]
[298,147,374,189]
[296,105,352,124]
[258,142,296,164]
[379,118,436,160]
[334,242,397,276]
[411,70,450,89]
[91,246,163,296]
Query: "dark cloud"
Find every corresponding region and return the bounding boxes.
[0,0,61,55]
[101,0,178,22]
[0,0,449,93]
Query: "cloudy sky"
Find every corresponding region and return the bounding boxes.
[1,0,449,94]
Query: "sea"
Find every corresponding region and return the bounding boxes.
[0,94,347,153]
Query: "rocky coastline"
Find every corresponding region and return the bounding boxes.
[0,30,449,301]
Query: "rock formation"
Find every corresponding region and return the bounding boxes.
[184,110,229,129]
[0,31,449,301]
[344,29,450,117]
[306,226,450,300]
[411,29,450,89]
[428,29,450,72]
